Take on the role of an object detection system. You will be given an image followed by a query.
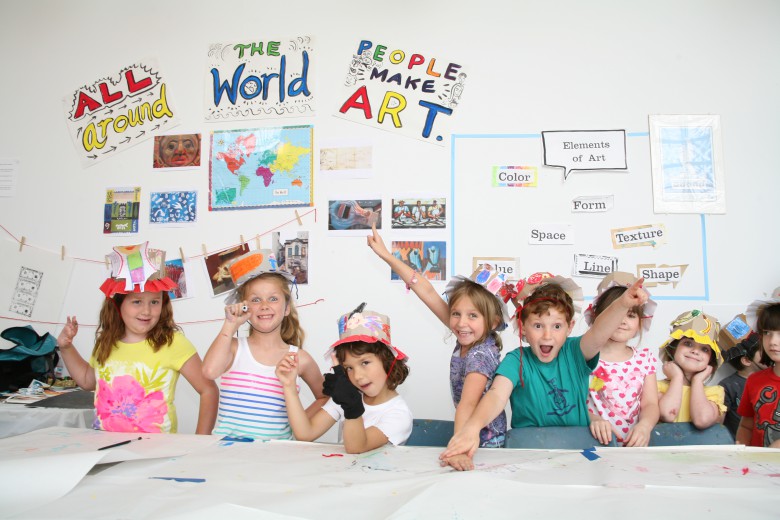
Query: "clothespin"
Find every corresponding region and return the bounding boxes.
[104,255,110,269]
[202,244,208,257]
[61,246,66,261]
[255,235,262,249]
[294,210,303,226]
[240,234,245,246]
[18,236,25,252]
[179,247,186,263]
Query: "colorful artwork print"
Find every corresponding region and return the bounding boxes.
[328,199,382,231]
[150,191,197,225]
[272,230,309,284]
[209,126,313,210]
[63,59,178,168]
[104,187,140,234]
[153,134,201,168]
[203,244,250,297]
[391,241,447,281]
[165,258,189,300]
[336,39,467,145]
[391,198,445,229]
[205,36,314,121]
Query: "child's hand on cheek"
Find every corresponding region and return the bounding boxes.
[662,361,684,381]
[690,364,713,384]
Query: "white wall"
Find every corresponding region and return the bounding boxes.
[1,0,778,433]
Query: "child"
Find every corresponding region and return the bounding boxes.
[585,272,660,447]
[202,250,327,440]
[275,304,413,453]
[737,297,780,447]
[719,333,763,439]
[657,310,726,429]
[368,225,508,469]
[56,242,218,434]
[440,274,648,465]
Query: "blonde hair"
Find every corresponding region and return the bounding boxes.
[448,279,503,350]
[238,273,305,348]
[93,292,179,366]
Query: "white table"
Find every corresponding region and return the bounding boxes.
[0,403,94,439]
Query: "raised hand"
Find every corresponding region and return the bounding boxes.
[323,355,364,419]
[367,223,391,260]
[57,316,79,347]
[620,277,649,308]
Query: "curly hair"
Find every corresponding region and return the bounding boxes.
[448,279,504,350]
[93,292,179,366]
[238,273,305,348]
[335,341,409,390]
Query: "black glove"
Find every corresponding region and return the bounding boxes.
[323,366,364,419]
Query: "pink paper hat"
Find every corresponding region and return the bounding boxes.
[324,303,407,362]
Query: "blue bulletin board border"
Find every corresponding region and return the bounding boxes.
[450,132,710,301]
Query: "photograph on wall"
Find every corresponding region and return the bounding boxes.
[153,133,202,169]
[63,58,179,168]
[149,190,198,226]
[335,39,468,146]
[471,257,520,285]
[391,197,446,229]
[203,243,250,297]
[327,198,382,234]
[649,114,725,214]
[209,126,313,210]
[390,240,447,281]
[103,187,140,235]
[272,230,309,285]
[319,139,372,179]
[164,258,191,300]
[205,36,315,122]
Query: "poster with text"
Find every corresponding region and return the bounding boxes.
[336,39,467,145]
[209,126,313,210]
[205,36,314,122]
[63,59,178,167]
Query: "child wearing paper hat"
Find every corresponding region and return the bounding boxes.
[275,303,413,453]
[736,292,780,447]
[202,250,327,441]
[584,272,661,447]
[719,332,764,439]
[441,272,648,467]
[57,242,218,434]
[657,310,726,428]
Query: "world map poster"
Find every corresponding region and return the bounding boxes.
[209,126,313,210]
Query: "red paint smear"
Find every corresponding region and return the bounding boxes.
[322,453,344,458]
[742,467,750,475]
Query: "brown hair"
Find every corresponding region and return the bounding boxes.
[661,338,719,373]
[593,285,645,341]
[238,273,305,348]
[757,303,780,366]
[448,279,503,350]
[521,283,575,324]
[335,341,409,390]
[93,292,179,366]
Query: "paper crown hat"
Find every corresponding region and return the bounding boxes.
[583,272,657,331]
[514,272,584,318]
[660,310,723,366]
[442,265,514,331]
[745,287,780,332]
[325,303,407,361]
[99,242,177,298]
[223,250,295,305]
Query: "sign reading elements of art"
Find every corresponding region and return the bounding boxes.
[573,254,618,278]
[571,195,613,213]
[528,223,573,245]
[205,36,315,122]
[64,59,178,168]
[542,130,627,180]
[492,166,537,187]
[610,223,666,249]
[637,263,688,288]
[336,39,467,145]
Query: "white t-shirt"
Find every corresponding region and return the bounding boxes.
[322,394,413,446]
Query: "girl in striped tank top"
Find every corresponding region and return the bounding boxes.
[202,251,327,440]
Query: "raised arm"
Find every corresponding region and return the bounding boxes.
[367,224,450,326]
[275,352,336,441]
[56,316,96,390]
[202,303,247,380]
[580,278,648,360]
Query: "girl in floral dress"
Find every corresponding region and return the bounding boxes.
[57,242,218,434]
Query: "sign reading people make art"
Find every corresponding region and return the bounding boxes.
[336,39,467,145]
[205,36,314,121]
[63,59,178,167]
[209,126,313,210]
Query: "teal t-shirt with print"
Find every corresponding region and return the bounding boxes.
[496,336,598,428]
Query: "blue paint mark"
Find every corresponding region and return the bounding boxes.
[220,436,255,442]
[580,447,600,461]
[150,477,206,483]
